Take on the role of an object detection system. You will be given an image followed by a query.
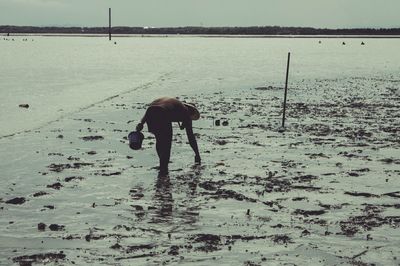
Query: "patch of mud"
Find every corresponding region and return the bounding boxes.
[64,176,84,182]
[339,205,400,236]
[293,209,326,216]
[5,197,26,205]
[254,86,281,91]
[125,244,156,253]
[94,171,122,176]
[80,135,104,141]
[318,202,348,210]
[47,182,63,190]
[306,153,330,159]
[303,123,331,136]
[292,185,322,191]
[270,234,293,245]
[49,224,65,231]
[265,176,291,193]
[379,158,400,164]
[32,191,49,197]
[47,162,94,172]
[209,189,257,203]
[293,174,318,182]
[383,191,400,198]
[13,252,66,266]
[189,234,222,252]
[48,153,64,156]
[344,191,380,198]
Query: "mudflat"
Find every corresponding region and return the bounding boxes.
[1,74,399,265]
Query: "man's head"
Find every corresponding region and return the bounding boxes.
[183,102,200,120]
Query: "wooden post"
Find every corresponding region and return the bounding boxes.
[282,52,291,128]
[109,8,112,41]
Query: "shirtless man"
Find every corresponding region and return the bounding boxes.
[136,97,201,175]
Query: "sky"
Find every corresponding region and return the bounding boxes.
[0,0,399,28]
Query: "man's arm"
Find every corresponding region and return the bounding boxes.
[136,111,147,132]
[184,120,201,164]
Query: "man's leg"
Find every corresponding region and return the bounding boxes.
[155,123,172,175]
[146,106,170,173]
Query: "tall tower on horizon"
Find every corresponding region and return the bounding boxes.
[109,8,111,40]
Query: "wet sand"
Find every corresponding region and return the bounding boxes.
[0,74,399,265]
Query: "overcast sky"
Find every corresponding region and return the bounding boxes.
[0,0,399,28]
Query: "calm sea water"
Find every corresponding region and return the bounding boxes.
[1,36,399,136]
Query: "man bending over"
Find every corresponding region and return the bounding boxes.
[136,97,201,176]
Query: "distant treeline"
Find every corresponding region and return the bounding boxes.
[1,25,400,35]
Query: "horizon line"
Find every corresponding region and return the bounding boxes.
[2,25,400,30]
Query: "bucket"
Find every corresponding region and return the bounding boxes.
[128,131,144,150]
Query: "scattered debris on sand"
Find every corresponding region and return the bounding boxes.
[5,197,26,205]
[13,252,66,265]
[47,182,63,190]
[80,135,104,141]
[49,224,65,231]
[18,104,29,109]
[2,73,400,265]
[47,162,94,172]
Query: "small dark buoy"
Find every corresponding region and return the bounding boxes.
[318,40,322,44]
[246,209,250,215]
[222,120,229,126]
[361,42,365,45]
[38,223,46,231]
[114,41,117,45]
[342,42,346,45]
[215,119,220,126]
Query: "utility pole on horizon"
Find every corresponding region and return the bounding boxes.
[109,8,112,41]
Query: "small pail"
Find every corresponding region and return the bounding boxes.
[128,131,144,150]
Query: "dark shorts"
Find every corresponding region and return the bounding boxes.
[146,106,171,134]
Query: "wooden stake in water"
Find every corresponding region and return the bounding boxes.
[282,52,291,128]
[109,8,112,41]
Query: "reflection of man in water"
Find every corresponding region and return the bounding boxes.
[136,97,201,176]
[152,174,173,223]
[151,167,202,224]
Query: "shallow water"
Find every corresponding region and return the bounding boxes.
[1,36,400,137]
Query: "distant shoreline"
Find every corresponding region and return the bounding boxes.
[3,33,400,39]
[1,25,400,37]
